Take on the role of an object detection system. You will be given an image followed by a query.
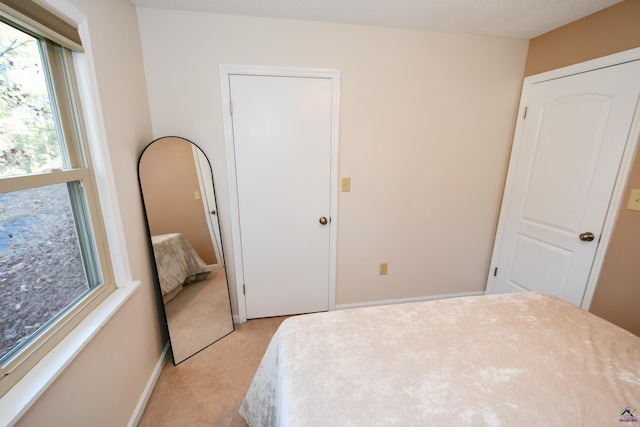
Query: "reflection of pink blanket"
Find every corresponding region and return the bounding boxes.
[241,292,640,426]
[151,233,211,303]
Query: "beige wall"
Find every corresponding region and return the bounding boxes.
[136,9,529,307]
[525,0,640,76]
[525,0,640,336]
[15,0,164,425]
[139,138,217,264]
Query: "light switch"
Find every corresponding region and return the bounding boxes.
[194,190,201,200]
[341,177,351,192]
[627,188,640,211]
[379,263,388,275]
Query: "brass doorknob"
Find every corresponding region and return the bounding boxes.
[319,217,328,225]
[579,232,595,242]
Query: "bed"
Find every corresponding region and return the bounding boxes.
[151,233,211,303]
[240,292,640,426]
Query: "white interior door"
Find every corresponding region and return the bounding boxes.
[229,74,333,319]
[487,60,640,306]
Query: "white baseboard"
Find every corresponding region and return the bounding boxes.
[128,341,170,427]
[334,291,486,311]
[232,292,486,322]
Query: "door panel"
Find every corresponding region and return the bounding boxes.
[522,95,612,232]
[230,75,332,318]
[509,235,573,295]
[488,60,640,305]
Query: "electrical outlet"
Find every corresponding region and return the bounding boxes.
[194,190,201,200]
[341,177,351,192]
[379,263,388,275]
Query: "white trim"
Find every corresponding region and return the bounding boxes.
[72,23,132,287]
[0,282,140,427]
[334,291,486,311]
[127,341,170,427]
[192,145,224,268]
[219,67,245,321]
[486,47,640,310]
[219,65,340,323]
[526,47,640,83]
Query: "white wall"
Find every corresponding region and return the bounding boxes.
[14,0,163,425]
[137,9,529,307]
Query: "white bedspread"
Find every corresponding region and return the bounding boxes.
[240,292,640,426]
[151,233,211,303]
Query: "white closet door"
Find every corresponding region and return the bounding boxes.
[230,74,333,318]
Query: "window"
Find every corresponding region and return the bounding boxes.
[0,14,114,396]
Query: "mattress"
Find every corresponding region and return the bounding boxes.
[240,292,640,426]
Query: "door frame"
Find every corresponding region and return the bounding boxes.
[192,145,224,268]
[487,47,640,310]
[219,65,340,323]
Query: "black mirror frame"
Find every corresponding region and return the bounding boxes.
[137,135,234,365]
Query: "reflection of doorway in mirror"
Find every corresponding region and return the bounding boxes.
[139,139,216,264]
[193,146,224,267]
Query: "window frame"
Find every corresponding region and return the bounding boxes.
[0,2,129,403]
[0,23,115,397]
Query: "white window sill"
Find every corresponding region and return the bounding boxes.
[0,281,141,427]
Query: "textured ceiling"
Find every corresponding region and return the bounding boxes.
[129,0,623,39]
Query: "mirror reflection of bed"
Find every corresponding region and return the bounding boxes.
[138,136,234,364]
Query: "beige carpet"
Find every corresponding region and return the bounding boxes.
[138,315,289,427]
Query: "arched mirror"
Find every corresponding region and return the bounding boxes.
[138,136,234,364]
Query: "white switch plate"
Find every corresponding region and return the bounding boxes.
[627,188,640,211]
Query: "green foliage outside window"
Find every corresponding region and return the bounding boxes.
[0,23,61,177]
